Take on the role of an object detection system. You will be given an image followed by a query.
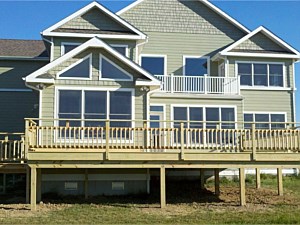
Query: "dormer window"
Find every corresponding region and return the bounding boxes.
[111,44,128,57]
[99,55,132,80]
[61,42,81,55]
[58,54,92,79]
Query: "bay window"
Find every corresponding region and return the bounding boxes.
[237,62,284,87]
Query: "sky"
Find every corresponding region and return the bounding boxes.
[0,0,300,120]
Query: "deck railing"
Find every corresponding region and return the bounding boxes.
[0,133,25,162]
[155,75,240,95]
[25,119,300,155]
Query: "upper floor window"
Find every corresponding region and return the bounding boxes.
[111,45,128,57]
[58,54,92,79]
[183,56,209,76]
[61,42,81,55]
[99,55,132,80]
[237,62,284,87]
[244,112,285,129]
[141,55,166,75]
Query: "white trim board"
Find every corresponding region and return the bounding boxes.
[117,0,250,34]
[42,1,146,40]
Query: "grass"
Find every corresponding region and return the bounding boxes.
[0,174,300,224]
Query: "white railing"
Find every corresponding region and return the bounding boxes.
[155,74,240,95]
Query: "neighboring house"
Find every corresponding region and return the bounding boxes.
[1,0,300,210]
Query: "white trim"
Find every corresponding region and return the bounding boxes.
[182,55,210,76]
[39,90,42,126]
[61,42,81,56]
[220,26,300,58]
[240,87,292,91]
[43,32,143,40]
[117,0,250,34]
[25,37,160,85]
[0,88,32,92]
[139,54,167,75]
[42,2,146,39]
[110,44,129,57]
[235,60,286,88]
[99,54,133,81]
[57,53,92,80]
[292,61,296,122]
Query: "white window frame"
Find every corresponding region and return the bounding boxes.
[99,54,133,81]
[57,54,93,80]
[235,61,286,89]
[139,54,167,75]
[183,55,210,76]
[110,44,129,57]
[243,111,287,129]
[61,42,81,56]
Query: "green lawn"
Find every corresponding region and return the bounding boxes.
[1,174,300,224]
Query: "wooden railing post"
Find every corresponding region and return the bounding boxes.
[105,120,110,160]
[170,73,174,93]
[24,120,30,160]
[180,122,185,160]
[251,123,257,161]
[143,121,148,151]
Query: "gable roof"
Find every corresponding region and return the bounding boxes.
[25,37,160,86]
[219,26,300,59]
[117,0,250,34]
[0,39,49,59]
[42,1,147,40]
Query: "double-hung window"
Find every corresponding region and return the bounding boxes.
[141,55,166,75]
[244,113,285,129]
[237,62,284,87]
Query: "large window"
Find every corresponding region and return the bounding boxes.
[58,89,132,127]
[183,56,209,76]
[244,113,285,129]
[141,55,166,75]
[58,54,92,79]
[99,55,132,80]
[237,62,284,87]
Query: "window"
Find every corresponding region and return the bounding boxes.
[61,43,80,55]
[57,89,133,128]
[141,55,166,75]
[111,45,128,56]
[58,54,91,79]
[244,113,285,129]
[237,62,284,87]
[184,56,209,76]
[100,55,132,80]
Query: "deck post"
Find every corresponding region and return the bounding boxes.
[239,168,246,206]
[180,122,185,160]
[143,121,148,151]
[26,167,30,203]
[251,123,257,161]
[170,73,174,93]
[160,167,166,208]
[105,120,110,160]
[147,168,150,194]
[277,168,283,196]
[36,169,42,202]
[2,174,6,194]
[214,168,220,196]
[256,168,261,189]
[200,169,205,190]
[84,169,89,199]
[30,167,37,211]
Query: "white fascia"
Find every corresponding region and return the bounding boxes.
[42,32,144,40]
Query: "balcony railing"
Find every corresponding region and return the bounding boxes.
[155,75,240,95]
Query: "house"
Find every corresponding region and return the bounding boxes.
[1,0,300,210]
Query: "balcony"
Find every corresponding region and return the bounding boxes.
[155,75,240,95]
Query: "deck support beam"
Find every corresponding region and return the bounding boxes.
[239,168,246,206]
[160,167,166,208]
[84,169,88,199]
[214,169,220,196]
[256,168,261,189]
[37,169,42,203]
[200,169,205,190]
[277,168,283,196]
[30,167,37,211]
[26,167,30,203]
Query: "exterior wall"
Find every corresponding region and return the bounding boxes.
[52,37,136,61]
[228,56,295,122]
[120,0,246,76]
[60,8,130,32]
[232,33,288,53]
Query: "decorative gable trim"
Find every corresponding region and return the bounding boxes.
[42,2,147,40]
[25,37,160,86]
[220,26,300,59]
[117,0,250,34]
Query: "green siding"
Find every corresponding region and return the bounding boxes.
[231,33,289,53]
[60,8,131,32]
[0,91,38,132]
[0,60,47,89]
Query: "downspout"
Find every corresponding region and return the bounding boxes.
[42,36,54,62]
